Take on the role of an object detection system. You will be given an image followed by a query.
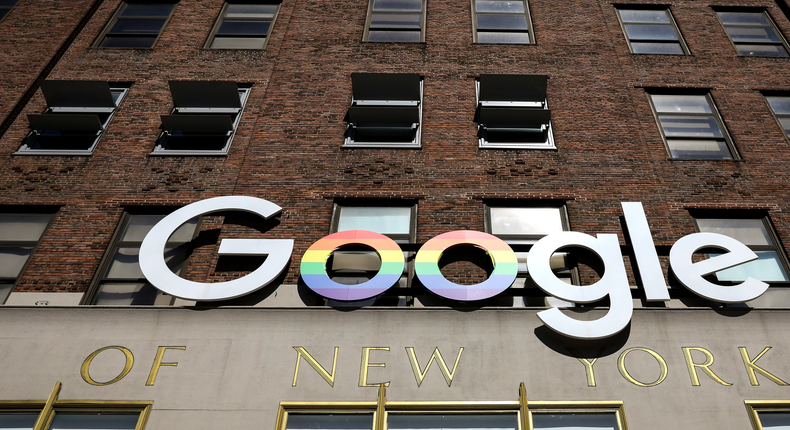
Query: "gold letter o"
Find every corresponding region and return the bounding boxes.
[81,346,134,386]
[618,347,668,387]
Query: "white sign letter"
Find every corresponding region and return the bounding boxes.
[669,232,768,302]
[528,232,633,340]
[139,196,294,301]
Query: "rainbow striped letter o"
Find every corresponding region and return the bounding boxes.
[300,230,405,301]
[415,230,518,301]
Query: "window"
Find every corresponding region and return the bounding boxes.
[205,2,280,49]
[693,215,789,284]
[154,81,250,155]
[485,204,573,306]
[278,399,626,430]
[746,402,790,430]
[616,8,688,54]
[85,212,199,305]
[475,75,554,149]
[715,10,789,57]
[646,92,737,159]
[363,0,426,42]
[18,81,128,155]
[0,402,151,430]
[0,212,54,304]
[326,203,416,306]
[0,0,19,21]
[96,2,177,48]
[344,73,422,148]
[765,95,790,140]
[472,0,533,44]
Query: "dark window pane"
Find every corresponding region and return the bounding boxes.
[370,12,421,28]
[121,4,174,17]
[25,133,99,151]
[736,44,789,57]
[477,14,528,30]
[485,127,548,144]
[778,117,790,136]
[631,41,684,54]
[367,30,421,42]
[475,0,525,13]
[226,4,278,16]
[94,282,171,305]
[718,12,770,25]
[352,126,416,142]
[100,36,156,48]
[624,24,678,40]
[767,97,790,114]
[477,31,530,43]
[659,115,723,137]
[619,9,670,23]
[388,414,518,430]
[109,17,167,34]
[211,37,265,49]
[726,26,782,43]
[372,0,422,12]
[0,10,8,20]
[532,413,618,430]
[667,139,732,159]
[285,414,373,430]
[218,20,271,35]
[0,412,37,429]
[0,0,19,7]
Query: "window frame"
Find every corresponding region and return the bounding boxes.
[615,6,689,55]
[82,210,201,306]
[16,83,129,156]
[645,90,739,160]
[0,400,152,430]
[0,0,19,22]
[362,0,428,43]
[93,1,177,49]
[152,83,251,155]
[691,213,790,286]
[763,93,790,143]
[475,75,555,149]
[746,401,790,430]
[344,74,423,149]
[483,202,578,307]
[204,1,281,49]
[471,0,534,44]
[0,210,56,305]
[326,202,417,306]
[277,400,628,430]
[714,9,790,57]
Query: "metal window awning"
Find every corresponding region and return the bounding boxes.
[40,81,116,108]
[479,75,548,103]
[28,114,104,132]
[346,105,420,124]
[160,114,234,133]
[478,107,551,127]
[351,73,421,102]
[169,81,241,108]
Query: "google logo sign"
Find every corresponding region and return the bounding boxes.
[140,196,772,341]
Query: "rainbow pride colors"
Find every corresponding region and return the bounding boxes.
[300,230,405,301]
[300,229,518,302]
[414,231,518,301]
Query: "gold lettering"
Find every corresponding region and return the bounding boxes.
[360,347,390,387]
[292,346,338,387]
[80,346,134,386]
[146,346,186,386]
[568,348,604,387]
[739,347,788,386]
[682,347,732,386]
[405,347,464,387]
[617,347,668,387]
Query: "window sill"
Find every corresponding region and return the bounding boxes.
[628,52,689,56]
[150,150,229,156]
[13,150,94,156]
[342,143,421,149]
[479,144,557,150]
[666,157,744,162]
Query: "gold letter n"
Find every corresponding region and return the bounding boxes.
[292,347,338,387]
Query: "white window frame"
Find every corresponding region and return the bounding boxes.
[471,0,534,44]
[205,1,281,49]
[615,7,689,55]
[344,77,423,149]
[152,85,250,155]
[363,0,427,43]
[715,9,790,57]
[16,85,128,156]
[475,78,555,149]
